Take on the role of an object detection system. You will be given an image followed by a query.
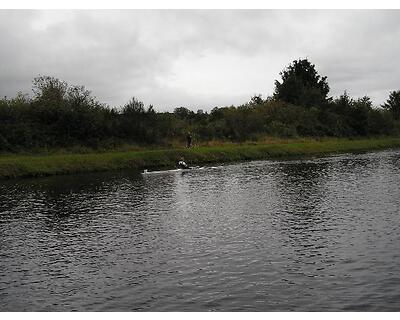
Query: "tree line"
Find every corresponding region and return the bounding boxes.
[1,58,400,152]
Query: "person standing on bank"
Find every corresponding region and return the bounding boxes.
[186,132,192,148]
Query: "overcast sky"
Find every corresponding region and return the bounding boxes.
[0,10,399,111]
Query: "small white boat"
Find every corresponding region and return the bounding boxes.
[141,166,203,175]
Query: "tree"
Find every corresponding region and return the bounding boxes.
[332,91,352,113]
[350,96,372,136]
[250,94,264,105]
[382,90,400,120]
[274,58,330,107]
[32,76,68,105]
[173,107,194,120]
[122,97,146,114]
[67,85,94,108]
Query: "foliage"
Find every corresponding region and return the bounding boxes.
[382,90,400,120]
[274,59,330,107]
[1,59,400,153]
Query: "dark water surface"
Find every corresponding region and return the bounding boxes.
[1,150,400,311]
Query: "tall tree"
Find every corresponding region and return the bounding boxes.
[382,90,400,120]
[32,76,68,106]
[274,59,330,107]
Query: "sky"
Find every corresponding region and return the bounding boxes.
[0,9,400,111]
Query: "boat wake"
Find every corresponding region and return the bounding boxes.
[141,166,221,175]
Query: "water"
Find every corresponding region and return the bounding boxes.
[1,150,400,311]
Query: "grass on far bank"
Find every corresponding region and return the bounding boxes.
[1,137,400,179]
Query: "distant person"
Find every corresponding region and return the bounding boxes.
[186,132,192,148]
[177,157,190,169]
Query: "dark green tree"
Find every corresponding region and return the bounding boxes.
[274,58,330,107]
[32,76,68,105]
[350,96,372,136]
[173,107,195,120]
[250,94,264,105]
[122,97,146,114]
[382,90,400,120]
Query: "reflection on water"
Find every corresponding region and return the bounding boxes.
[1,150,400,311]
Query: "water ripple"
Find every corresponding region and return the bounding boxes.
[1,151,400,310]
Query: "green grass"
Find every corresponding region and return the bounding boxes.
[1,137,400,179]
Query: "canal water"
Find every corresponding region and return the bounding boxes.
[1,150,400,311]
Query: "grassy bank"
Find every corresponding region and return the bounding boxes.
[1,137,400,179]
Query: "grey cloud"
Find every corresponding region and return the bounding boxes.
[0,10,400,110]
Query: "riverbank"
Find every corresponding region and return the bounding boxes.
[1,137,400,179]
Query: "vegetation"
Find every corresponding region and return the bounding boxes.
[1,58,400,178]
[382,90,400,120]
[1,59,400,153]
[1,137,400,179]
[274,59,330,108]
